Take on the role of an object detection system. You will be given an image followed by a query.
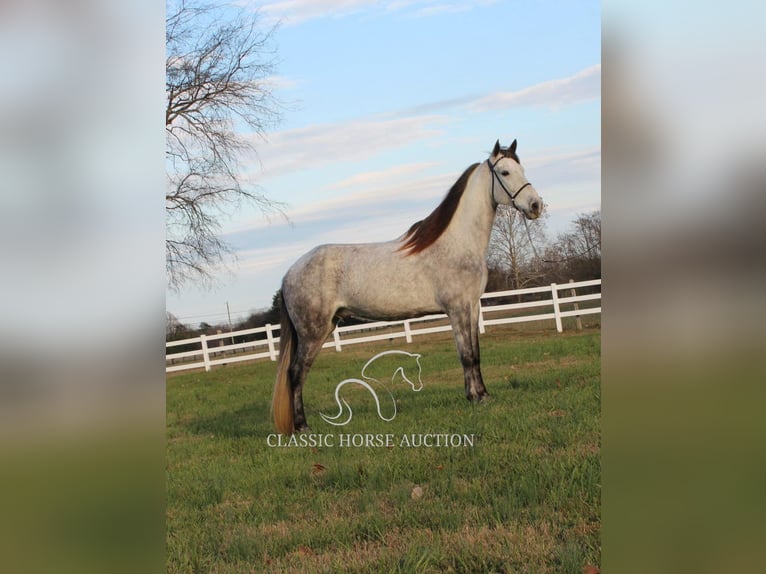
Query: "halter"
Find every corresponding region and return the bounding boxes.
[487,157,532,211]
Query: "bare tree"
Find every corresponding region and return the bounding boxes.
[166,311,186,338]
[543,210,601,282]
[567,211,601,260]
[166,0,284,289]
[488,206,550,295]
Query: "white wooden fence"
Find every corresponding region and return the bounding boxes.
[166,279,601,373]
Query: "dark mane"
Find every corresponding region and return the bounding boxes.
[399,162,480,255]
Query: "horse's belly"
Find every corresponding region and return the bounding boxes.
[343,294,440,322]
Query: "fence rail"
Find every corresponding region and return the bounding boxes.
[166,279,601,373]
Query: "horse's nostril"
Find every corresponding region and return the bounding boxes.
[531,201,540,213]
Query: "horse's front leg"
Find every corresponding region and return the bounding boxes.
[448,302,488,402]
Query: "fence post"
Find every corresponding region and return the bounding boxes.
[200,334,211,372]
[265,323,277,361]
[478,302,486,334]
[550,283,563,333]
[333,328,342,352]
[404,320,413,343]
[568,278,583,331]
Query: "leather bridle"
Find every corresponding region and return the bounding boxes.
[487,157,532,211]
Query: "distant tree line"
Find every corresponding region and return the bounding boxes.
[486,209,601,303]
[166,290,283,352]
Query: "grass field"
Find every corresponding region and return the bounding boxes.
[167,324,601,573]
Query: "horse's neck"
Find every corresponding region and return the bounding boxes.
[446,163,497,257]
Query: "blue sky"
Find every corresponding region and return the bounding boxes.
[167,0,601,326]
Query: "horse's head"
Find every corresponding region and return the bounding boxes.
[488,139,543,220]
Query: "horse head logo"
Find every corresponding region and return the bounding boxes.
[320,350,424,427]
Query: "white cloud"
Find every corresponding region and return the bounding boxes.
[234,242,314,274]
[526,146,601,183]
[251,0,497,26]
[261,75,300,90]
[227,168,451,234]
[469,64,601,112]
[410,1,496,18]
[323,161,439,191]
[249,114,449,178]
[386,64,600,119]
[289,171,449,220]
[257,0,377,25]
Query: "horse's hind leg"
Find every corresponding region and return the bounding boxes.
[289,320,336,432]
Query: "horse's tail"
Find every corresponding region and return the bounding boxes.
[272,295,295,435]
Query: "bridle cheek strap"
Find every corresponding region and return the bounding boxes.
[488,158,532,211]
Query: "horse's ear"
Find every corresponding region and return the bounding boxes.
[492,140,501,157]
[509,139,517,154]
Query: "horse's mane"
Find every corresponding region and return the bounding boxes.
[398,162,480,255]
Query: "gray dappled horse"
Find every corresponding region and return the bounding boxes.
[273,139,543,434]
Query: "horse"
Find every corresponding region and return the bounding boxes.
[320,350,424,427]
[273,139,542,434]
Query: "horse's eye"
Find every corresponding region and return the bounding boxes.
[501,170,510,176]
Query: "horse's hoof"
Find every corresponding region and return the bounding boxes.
[295,424,311,433]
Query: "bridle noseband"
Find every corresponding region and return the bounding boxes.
[487,157,532,211]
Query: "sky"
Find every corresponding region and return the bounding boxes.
[166,0,601,327]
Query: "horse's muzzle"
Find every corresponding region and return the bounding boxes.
[523,199,542,220]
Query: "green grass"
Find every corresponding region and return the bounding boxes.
[167,325,600,573]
